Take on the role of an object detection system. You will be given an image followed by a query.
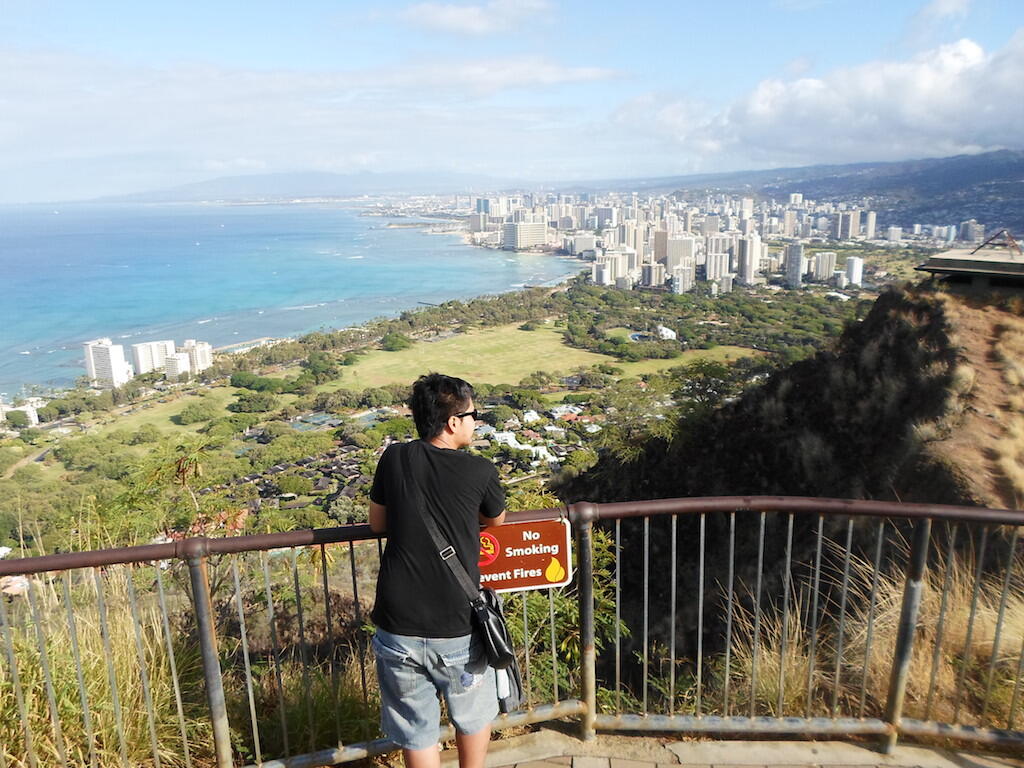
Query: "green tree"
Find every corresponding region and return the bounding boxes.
[129,423,162,444]
[175,399,220,425]
[276,474,313,496]
[229,391,279,413]
[381,332,412,351]
[4,411,30,429]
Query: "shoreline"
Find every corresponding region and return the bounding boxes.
[7,256,586,400]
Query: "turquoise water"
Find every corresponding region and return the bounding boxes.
[0,203,581,397]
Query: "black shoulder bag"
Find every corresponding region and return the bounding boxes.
[399,446,522,711]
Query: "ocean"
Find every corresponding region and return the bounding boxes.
[0,203,582,398]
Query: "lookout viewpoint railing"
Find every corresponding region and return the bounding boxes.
[0,496,1022,767]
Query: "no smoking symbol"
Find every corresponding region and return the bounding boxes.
[478,531,499,567]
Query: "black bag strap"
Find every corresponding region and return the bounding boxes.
[399,444,484,607]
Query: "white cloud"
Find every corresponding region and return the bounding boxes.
[0,48,615,200]
[905,0,972,48]
[914,0,972,23]
[615,33,1024,170]
[398,0,551,36]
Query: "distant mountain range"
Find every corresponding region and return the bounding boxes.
[96,170,517,202]
[585,150,1024,232]
[99,150,1024,233]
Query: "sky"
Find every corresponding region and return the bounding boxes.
[1,0,1022,202]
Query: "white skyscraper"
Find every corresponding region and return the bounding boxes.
[864,211,877,240]
[736,233,761,286]
[503,221,547,250]
[887,226,903,242]
[845,256,864,287]
[164,352,192,381]
[702,215,721,236]
[665,235,697,271]
[813,251,837,281]
[671,258,697,294]
[181,340,214,373]
[785,243,804,288]
[705,251,730,281]
[131,339,176,374]
[83,338,134,388]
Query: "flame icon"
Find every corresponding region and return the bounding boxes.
[545,557,566,582]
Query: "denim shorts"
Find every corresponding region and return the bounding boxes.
[373,628,498,750]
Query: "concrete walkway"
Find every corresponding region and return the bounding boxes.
[439,729,1024,768]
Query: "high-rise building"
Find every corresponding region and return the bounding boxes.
[785,243,804,288]
[845,256,864,287]
[705,251,730,281]
[595,207,618,228]
[641,262,666,287]
[665,235,697,271]
[887,226,903,242]
[864,211,877,240]
[131,340,176,375]
[653,230,669,263]
[736,233,761,286]
[958,219,985,242]
[671,258,697,294]
[181,339,214,373]
[164,352,191,381]
[782,209,798,237]
[788,193,803,206]
[833,210,861,240]
[503,221,547,250]
[702,215,721,236]
[83,338,134,388]
[813,251,837,281]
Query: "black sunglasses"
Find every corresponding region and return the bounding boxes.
[454,409,479,421]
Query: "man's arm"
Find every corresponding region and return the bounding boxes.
[480,509,505,527]
[369,501,387,533]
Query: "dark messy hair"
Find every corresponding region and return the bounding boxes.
[409,373,475,440]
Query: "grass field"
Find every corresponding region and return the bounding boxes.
[605,326,634,341]
[318,323,757,390]
[91,387,298,436]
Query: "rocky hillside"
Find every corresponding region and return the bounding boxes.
[559,284,1022,670]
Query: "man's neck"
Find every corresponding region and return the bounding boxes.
[428,435,460,450]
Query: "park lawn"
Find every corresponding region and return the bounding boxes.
[92,387,299,436]
[604,327,634,341]
[318,324,759,391]
[319,324,613,391]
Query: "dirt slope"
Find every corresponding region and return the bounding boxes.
[929,292,1024,510]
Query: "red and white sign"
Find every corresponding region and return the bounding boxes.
[478,519,573,593]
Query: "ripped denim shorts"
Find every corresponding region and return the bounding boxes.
[372,627,498,750]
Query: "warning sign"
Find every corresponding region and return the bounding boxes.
[478,519,573,593]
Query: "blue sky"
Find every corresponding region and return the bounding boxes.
[1,0,1022,202]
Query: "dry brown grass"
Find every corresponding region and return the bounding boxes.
[720,533,1024,726]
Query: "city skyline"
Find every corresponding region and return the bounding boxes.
[1,0,1022,203]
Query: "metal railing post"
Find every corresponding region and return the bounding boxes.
[183,541,234,768]
[882,518,932,754]
[572,502,598,741]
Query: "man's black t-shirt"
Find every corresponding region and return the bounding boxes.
[370,440,504,637]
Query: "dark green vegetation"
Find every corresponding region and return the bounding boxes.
[560,286,963,504]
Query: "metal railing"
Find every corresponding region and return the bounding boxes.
[0,496,1021,767]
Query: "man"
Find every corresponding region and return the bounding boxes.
[369,373,505,768]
